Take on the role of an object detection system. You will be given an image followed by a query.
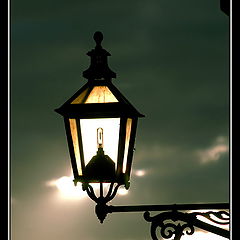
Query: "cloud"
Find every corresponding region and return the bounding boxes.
[46,176,88,200]
[133,169,147,177]
[197,136,229,164]
[46,175,129,200]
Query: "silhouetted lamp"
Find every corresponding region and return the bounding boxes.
[55,32,144,191]
[55,32,230,235]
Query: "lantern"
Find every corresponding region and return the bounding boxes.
[55,32,144,189]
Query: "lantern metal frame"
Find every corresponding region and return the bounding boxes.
[55,31,144,190]
[55,31,230,240]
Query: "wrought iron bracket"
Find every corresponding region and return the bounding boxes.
[143,208,230,240]
[82,183,229,239]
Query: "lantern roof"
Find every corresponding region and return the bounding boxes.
[55,80,145,118]
[55,31,144,119]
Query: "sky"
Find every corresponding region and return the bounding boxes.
[11,0,229,240]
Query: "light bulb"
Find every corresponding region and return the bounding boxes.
[97,127,103,148]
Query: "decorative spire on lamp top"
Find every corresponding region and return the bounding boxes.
[83,31,116,81]
[93,31,103,46]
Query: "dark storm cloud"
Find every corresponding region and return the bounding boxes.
[11,0,229,239]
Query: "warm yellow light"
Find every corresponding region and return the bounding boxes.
[80,118,120,166]
[69,119,82,175]
[71,88,89,104]
[97,127,104,148]
[122,118,132,173]
[71,86,118,104]
[47,176,87,200]
[85,86,118,103]
[47,177,128,200]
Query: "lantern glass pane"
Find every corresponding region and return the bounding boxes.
[71,88,89,104]
[71,86,118,104]
[80,118,120,167]
[85,86,118,103]
[122,118,132,173]
[69,119,82,175]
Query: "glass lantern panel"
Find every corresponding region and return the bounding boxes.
[85,86,118,103]
[80,118,120,167]
[71,88,90,104]
[122,118,132,173]
[69,119,82,175]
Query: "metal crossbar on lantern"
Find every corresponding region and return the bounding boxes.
[55,32,144,196]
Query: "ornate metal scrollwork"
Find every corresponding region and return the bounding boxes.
[81,182,230,239]
[191,210,230,225]
[143,209,230,240]
[144,211,195,240]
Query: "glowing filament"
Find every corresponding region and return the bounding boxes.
[97,128,103,148]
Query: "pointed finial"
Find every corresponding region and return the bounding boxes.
[94,31,103,47]
[83,31,116,80]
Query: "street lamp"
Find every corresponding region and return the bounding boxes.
[55,31,144,222]
[55,32,230,239]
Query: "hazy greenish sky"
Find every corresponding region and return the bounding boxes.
[11,0,229,239]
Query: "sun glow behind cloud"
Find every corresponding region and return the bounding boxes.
[46,176,88,200]
[134,169,146,177]
[46,176,132,200]
[46,166,149,200]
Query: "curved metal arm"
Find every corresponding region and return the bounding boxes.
[107,203,230,240]
[82,183,229,239]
